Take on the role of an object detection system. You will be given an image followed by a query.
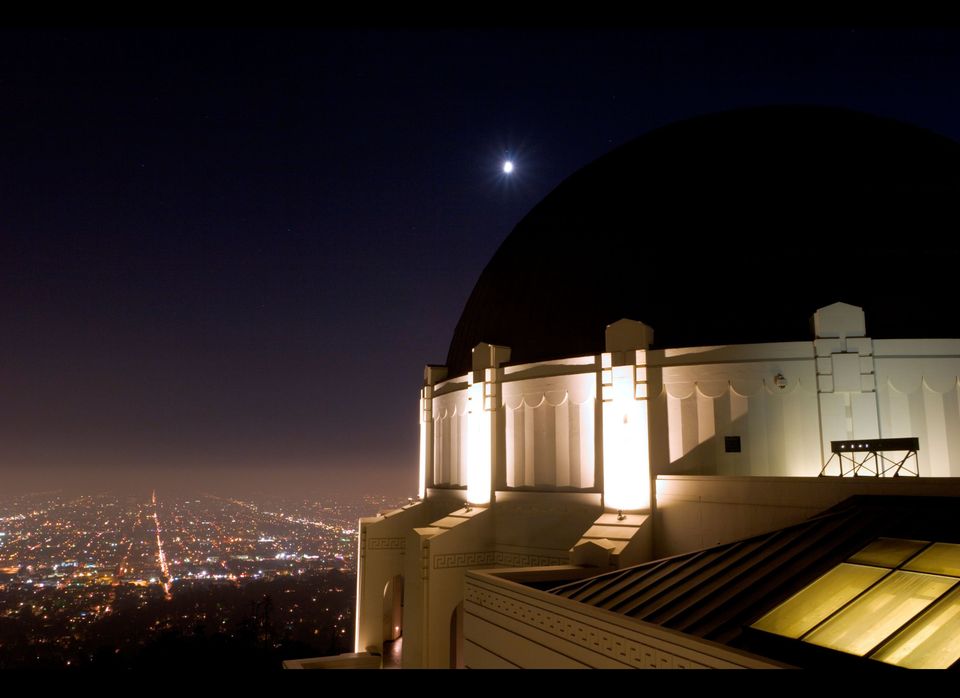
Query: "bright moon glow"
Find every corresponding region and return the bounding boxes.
[502,160,514,174]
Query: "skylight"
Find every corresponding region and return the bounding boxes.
[751,538,960,669]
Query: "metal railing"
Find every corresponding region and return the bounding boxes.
[819,438,920,477]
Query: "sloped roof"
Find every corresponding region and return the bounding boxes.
[549,496,960,655]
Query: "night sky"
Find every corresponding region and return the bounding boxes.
[3,27,960,498]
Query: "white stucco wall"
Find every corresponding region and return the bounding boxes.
[501,372,596,489]
[429,332,960,497]
[647,342,821,478]
[355,493,467,656]
[401,506,496,668]
[432,388,469,487]
[654,475,960,558]
[875,339,960,477]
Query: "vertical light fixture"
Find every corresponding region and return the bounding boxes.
[354,523,363,652]
[466,369,493,505]
[417,386,431,500]
[601,350,651,511]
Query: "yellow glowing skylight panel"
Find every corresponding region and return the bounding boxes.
[848,538,928,568]
[804,571,957,656]
[751,563,887,639]
[903,542,960,577]
[872,586,960,669]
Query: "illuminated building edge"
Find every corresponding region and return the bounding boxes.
[345,303,960,668]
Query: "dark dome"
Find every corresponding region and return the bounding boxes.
[447,106,960,375]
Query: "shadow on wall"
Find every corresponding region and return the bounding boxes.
[651,410,751,477]
[648,375,823,478]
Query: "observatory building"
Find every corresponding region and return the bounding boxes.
[309,107,960,669]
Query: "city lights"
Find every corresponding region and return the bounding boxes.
[0,491,396,668]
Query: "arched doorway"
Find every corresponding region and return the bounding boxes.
[381,574,404,668]
[382,574,403,642]
[449,601,464,668]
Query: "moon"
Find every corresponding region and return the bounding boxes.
[502,160,514,174]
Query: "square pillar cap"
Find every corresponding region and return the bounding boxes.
[471,342,511,371]
[605,318,654,352]
[813,302,865,340]
[424,365,448,386]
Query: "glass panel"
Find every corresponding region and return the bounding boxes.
[904,543,960,577]
[872,586,960,669]
[751,563,887,639]
[848,538,928,568]
[805,571,957,656]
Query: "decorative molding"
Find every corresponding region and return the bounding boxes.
[367,537,405,551]
[421,540,431,580]
[466,581,733,669]
[430,550,568,570]
[494,551,567,567]
[434,551,497,569]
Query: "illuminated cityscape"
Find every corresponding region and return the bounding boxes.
[5,27,960,671]
[0,490,397,669]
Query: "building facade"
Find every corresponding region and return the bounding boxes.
[344,107,960,669]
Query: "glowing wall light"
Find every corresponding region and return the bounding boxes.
[417,387,431,500]
[466,373,493,505]
[601,352,651,511]
[354,526,363,652]
[418,419,427,500]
